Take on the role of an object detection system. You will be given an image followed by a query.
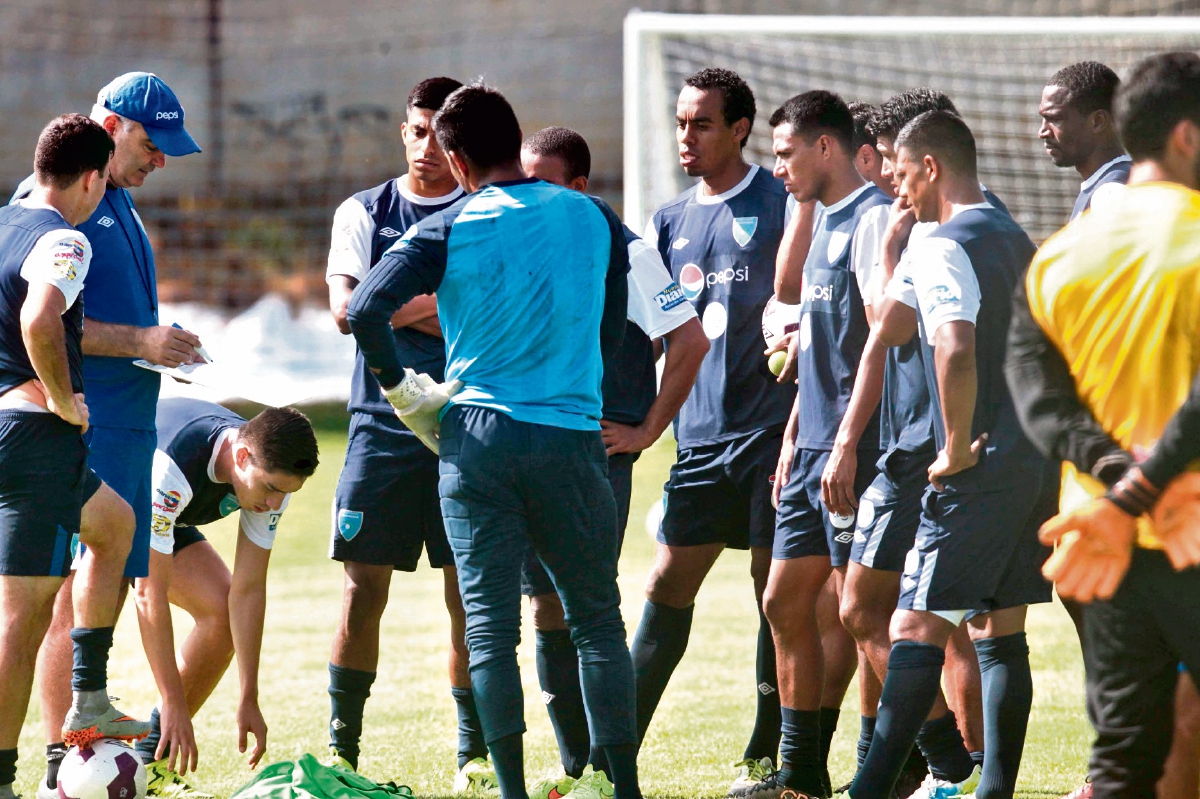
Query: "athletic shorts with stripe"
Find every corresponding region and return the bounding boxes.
[850,446,935,572]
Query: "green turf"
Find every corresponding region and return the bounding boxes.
[17,428,1091,798]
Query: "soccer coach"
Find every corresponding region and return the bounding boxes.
[10,72,202,795]
[347,84,641,799]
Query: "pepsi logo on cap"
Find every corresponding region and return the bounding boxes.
[680,264,704,300]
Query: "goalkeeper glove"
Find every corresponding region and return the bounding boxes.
[382,368,463,454]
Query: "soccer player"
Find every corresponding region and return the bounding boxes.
[848,102,890,196]
[322,76,493,789]
[10,72,205,799]
[726,90,890,799]
[1015,51,1200,799]
[519,126,708,791]
[0,114,150,799]
[631,67,794,790]
[1038,61,1130,220]
[347,84,640,799]
[131,397,318,792]
[849,110,1054,799]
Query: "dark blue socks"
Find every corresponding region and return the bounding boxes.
[70,626,113,691]
[328,663,376,768]
[487,733,526,799]
[974,633,1033,799]
[857,715,876,771]
[135,707,163,762]
[630,601,694,741]
[0,749,16,789]
[917,711,974,784]
[535,629,590,777]
[778,707,824,795]
[743,604,782,762]
[451,685,489,768]
[819,706,840,790]
[602,743,643,799]
[851,641,946,799]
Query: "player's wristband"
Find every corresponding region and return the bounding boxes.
[382,370,423,412]
[1104,467,1162,517]
[1091,449,1136,488]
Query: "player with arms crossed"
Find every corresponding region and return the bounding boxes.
[348,84,641,799]
[850,110,1054,799]
[632,68,795,791]
[0,115,151,799]
[324,77,494,790]
[1017,51,1200,799]
[130,397,318,794]
[519,126,708,796]
[1039,61,1130,222]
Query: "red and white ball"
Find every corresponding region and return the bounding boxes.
[57,740,146,799]
[762,295,801,350]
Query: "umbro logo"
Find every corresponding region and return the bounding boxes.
[97,216,115,227]
[378,227,402,237]
[331,718,347,730]
[757,682,776,696]
[672,238,689,250]
[542,691,555,705]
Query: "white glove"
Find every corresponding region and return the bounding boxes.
[382,368,464,454]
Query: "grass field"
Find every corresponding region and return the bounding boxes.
[17,420,1092,799]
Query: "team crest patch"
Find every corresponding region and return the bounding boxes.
[97,216,115,228]
[731,216,758,248]
[219,494,240,517]
[338,509,364,541]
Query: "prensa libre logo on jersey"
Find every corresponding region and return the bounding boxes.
[732,216,758,248]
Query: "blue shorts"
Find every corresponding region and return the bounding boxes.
[330,412,454,572]
[522,451,638,597]
[0,411,92,577]
[658,428,782,551]
[850,447,935,572]
[83,425,156,579]
[173,526,207,553]
[898,465,1057,614]
[774,446,881,567]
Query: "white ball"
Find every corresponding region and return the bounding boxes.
[762,295,801,350]
[57,740,147,799]
[645,496,665,539]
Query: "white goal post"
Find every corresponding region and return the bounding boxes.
[623,12,1200,238]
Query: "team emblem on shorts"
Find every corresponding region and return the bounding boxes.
[219,494,240,517]
[337,509,364,541]
[731,216,758,248]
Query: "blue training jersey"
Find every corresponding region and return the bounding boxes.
[1070,155,1131,221]
[645,165,795,447]
[327,177,464,419]
[346,178,628,432]
[155,398,248,527]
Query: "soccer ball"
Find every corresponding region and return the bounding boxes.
[57,740,146,799]
[762,295,801,350]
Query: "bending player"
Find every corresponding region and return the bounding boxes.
[131,397,318,794]
[850,110,1054,799]
[0,115,150,799]
[1038,61,1130,221]
[324,77,494,791]
[519,126,708,795]
[349,84,641,799]
[634,68,795,793]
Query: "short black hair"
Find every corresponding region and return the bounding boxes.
[1116,52,1200,161]
[34,114,114,191]
[768,90,855,151]
[683,67,756,148]
[1048,61,1120,116]
[407,77,463,112]
[522,126,592,181]
[848,101,878,151]
[895,109,978,180]
[241,406,319,478]
[867,88,959,142]
[433,83,522,171]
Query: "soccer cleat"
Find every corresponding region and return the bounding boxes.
[529,769,577,799]
[62,697,151,748]
[324,749,355,772]
[560,767,614,799]
[728,772,821,799]
[902,766,981,799]
[729,757,778,795]
[454,757,499,795]
[144,760,216,799]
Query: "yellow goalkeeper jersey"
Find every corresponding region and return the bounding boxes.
[1027,181,1200,548]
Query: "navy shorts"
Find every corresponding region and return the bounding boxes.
[84,425,156,578]
[774,446,881,567]
[0,411,91,577]
[898,464,1056,614]
[173,526,207,553]
[330,412,454,572]
[658,428,782,551]
[522,451,638,597]
[850,447,935,572]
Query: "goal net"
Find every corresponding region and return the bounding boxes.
[624,13,1200,240]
